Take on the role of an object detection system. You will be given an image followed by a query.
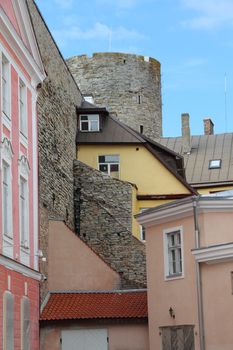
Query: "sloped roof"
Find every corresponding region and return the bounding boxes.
[76,112,195,193]
[157,133,233,187]
[40,290,148,321]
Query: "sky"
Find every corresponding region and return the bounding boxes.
[35,0,233,137]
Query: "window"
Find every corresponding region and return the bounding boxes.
[209,159,221,169]
[19,79,27,137]
[21,297,30,350]
[20,176,29,248]
[139,208,147,241]
[98,155,120,179]
[80,115,99,132]
[2,54,10,118]
[2,161,12,238]
[164,228,183,279]
[3,291,14,350]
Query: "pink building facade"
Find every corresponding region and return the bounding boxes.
[137,194,233,350]
[0,1,45,349]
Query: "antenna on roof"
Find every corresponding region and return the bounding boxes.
[225,73,228,132]
[108,27,112,52]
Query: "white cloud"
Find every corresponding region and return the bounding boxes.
[52,22,145,47]
[181,0,233,29]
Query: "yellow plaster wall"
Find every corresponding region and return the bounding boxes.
[78,144,191,240]
[77,145,190,194]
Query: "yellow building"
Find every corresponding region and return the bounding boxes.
[76,102,195,239]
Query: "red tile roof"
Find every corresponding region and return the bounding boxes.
[40,290,148,321]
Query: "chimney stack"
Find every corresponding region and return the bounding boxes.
[204,118,214,135]
[181,113,191,154]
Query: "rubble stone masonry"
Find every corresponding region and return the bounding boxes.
[74,160,147,288]
[67,53,162,139]
[27,0,82,298]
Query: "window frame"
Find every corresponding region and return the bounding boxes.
[79,114,100,132]
[19,78,27,139]
[1,53,11,120]
[2,160,13,239]
[98,154,120,179]
[19,175,29,249]
[209,159,221,169]
[163,226,184,280]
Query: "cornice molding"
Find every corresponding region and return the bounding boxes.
[0,254,41,281]
[192,243,233,264]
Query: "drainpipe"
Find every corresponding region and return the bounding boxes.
[193,197,205,350]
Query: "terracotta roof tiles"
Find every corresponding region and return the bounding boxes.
[40,290,148,321]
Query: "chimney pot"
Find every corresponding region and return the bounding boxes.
[204,118,214,135]
[181,113,191,154]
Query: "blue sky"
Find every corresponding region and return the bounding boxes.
[36,0,233,137]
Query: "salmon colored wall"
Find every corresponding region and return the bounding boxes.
[199,211,233,247]
[202,261,233,350]
[146,216,200,350]
[0,265,39,350]
[48,220,121,291]
[40,322,149,350]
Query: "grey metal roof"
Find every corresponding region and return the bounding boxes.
[157,133,233,186]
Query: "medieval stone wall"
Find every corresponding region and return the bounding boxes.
[74,160,147,288]
[67,53,162,139]
[27,0,83,298]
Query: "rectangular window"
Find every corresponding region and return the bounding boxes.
[80,114,99,132]
[139,208,147,241]
[20,177,29,248]
[98,155,120,179]
[2,54,10,118]
[164,228,183,279]
[19,80,27,137]
[3,291,14,350]
[21,297,30,350]
[2,161,12,238]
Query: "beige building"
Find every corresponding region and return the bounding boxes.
[137,192,233,350]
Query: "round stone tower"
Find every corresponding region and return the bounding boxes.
[67,52,162,139]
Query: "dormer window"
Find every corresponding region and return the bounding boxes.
[209,159,221,169]
[80,115,99,132]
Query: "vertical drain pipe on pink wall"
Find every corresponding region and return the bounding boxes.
[193,197,205,350]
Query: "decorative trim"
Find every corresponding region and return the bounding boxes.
[1,138,13,163]
[0,254,41,281]
[192,243,233,264]
[137,193,191,200]
[136,196,233,227]
[18,155,30,178]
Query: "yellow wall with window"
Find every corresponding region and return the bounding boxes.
[77,144,191,239]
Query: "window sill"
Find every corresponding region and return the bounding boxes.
[165,273,184,281]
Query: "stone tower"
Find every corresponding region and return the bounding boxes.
[67,52,162,139]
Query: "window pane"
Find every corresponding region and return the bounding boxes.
[99,164,108,173]
[98,156,105,163]
[105,155,119,163]
[89,115,99,121]
[21,297,30,350]
[81,121,88,131]
[90,121,98,131]
[3,292,14,350]
[80,115,88,121]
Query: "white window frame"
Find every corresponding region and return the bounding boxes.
[163,226,184,280]
[139,208,147,241]
[2,161,12,239]
[1,139,13,257]
[80,114,99,132]
[98,154,120,178]
[18,156,30,250]
[19,78,27,139]
[1,53,11,120]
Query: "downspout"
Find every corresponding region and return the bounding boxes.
[193,197,205,350]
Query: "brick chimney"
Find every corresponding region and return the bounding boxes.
[181,113,191,154]
[203,118,214,135]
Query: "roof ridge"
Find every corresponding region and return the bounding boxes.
[49,289,147,294]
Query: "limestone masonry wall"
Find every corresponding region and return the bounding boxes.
[27,0,82,299]
[67,53,162,139]
[74,160,147,288]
